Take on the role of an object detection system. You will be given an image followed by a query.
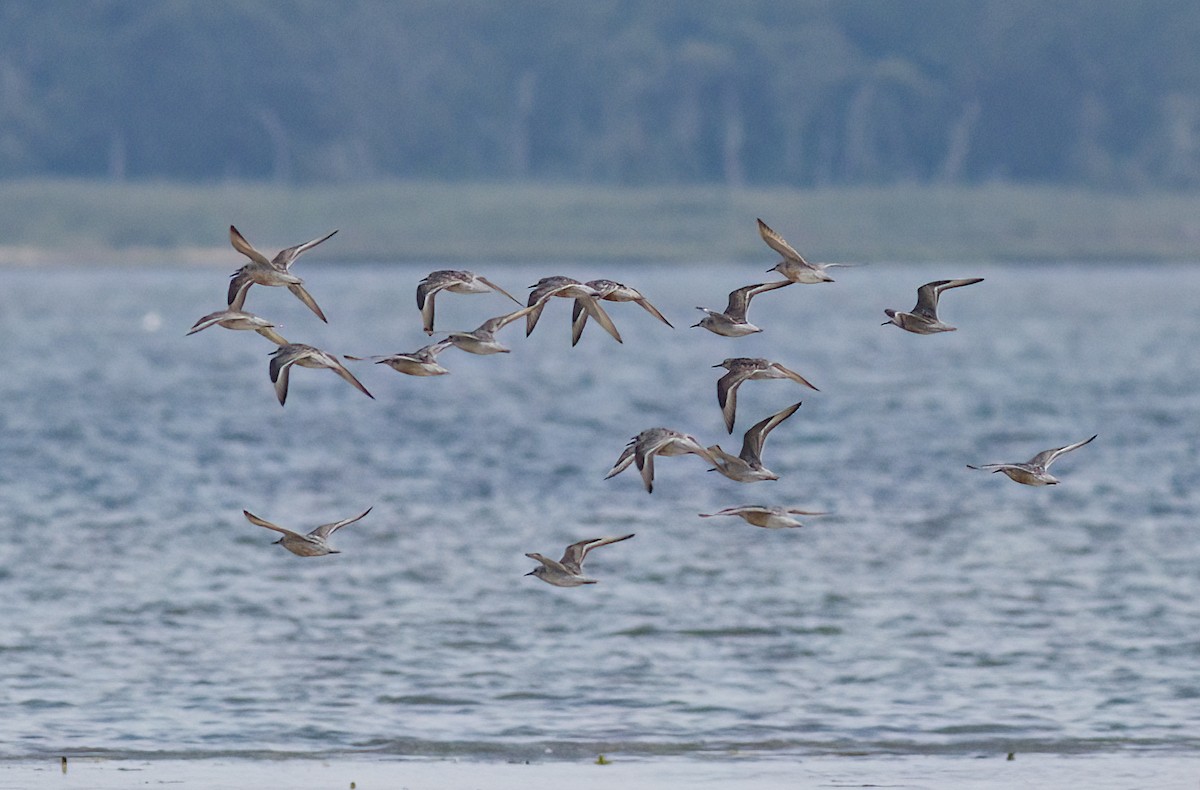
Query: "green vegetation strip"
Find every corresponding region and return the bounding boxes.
[0,179,1196,264]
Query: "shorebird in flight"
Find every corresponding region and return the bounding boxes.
[269,343,374,405]
[525,276,623,344]
[416,269,520,335]
[226,225,337,322]
[693,281,791,337]
[757,218,852,284]
[707,402,801,482]
[605,428,717,494]
[883,278,983,334]
[244,507,372,556]
[187,305,288,346]
[345,339,454,376]
[967,435,1097,486]
[570,279,672,345]
[443,305,537,355]
[525,534,635,586]
[714,357,818,434]
[698,505,828,529]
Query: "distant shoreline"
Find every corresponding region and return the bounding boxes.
[0,179,1197,265]
[4,753,1200,790]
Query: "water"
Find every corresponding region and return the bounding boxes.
[1,261,1199,761]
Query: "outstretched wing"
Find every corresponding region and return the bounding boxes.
[327,357,374,399]
[478,276,520,305]
[243,510,302,540]
[740,402,801,462]
[561,534,635,572]
[1031,434,1097,469]
[287,284,328,323]
[717,369,747,434]
[272,229,338,268]
[229,225,271,265]
[756,218,806,264]
[311,507,373,539]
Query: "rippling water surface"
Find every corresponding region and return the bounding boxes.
[1,261,1198,760]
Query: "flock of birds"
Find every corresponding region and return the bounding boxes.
[188,219,1097,585]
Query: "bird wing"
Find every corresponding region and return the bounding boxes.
[416,278,447,333]
[577,297,623,344]
[563,534,635,571]
[741,402,801,462]
[912,280,952,317]
[255,326,290,346]
[772,363,819,392]
[311,507,373,539]
[756,218,807,264]
[635,446,657,493]
[480,304,537,334]
[525,552,571,575]
[915,278,983,317]
[229,226,271,266]
[271,229,338,268]
[227,269,254,309]
[966,462,1021,473]
[717,369,747,434]
[327,356,374,399]
[287,283,328,323]
[243,510,302,539]
[699,506,753,518]
[1032,434,1097,469]
[634,296,673,327]
[604,441,637,480]
[478,276,521,305]
[723,283,766,320]
[186,311,228,335]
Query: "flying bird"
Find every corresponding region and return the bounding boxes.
[525,276,623,344]
[707,402,801,482]
[443,305,537,355]
[883,278,984,334]
[345,339,454,376]
[698,505,828,529]
[525,534,635,586]
[226,225,337,322]
[605,428,717,494]
[416,269,520,335]
[186,306,288,346]
[570,279,672,345]
[714,357,818,433]
[244,507,372,556]
[693,281,791,337]
[967,435,1097,486]
[269,343,374,405]
[757,218,853,284]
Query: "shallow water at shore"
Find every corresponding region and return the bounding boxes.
[1,261,1199,762]
[4,754,1199,790]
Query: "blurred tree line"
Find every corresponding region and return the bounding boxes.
[0,0,1197,188]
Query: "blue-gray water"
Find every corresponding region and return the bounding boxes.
[1,261,1198,761]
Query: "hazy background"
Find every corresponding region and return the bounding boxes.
[0,0,1198,261]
